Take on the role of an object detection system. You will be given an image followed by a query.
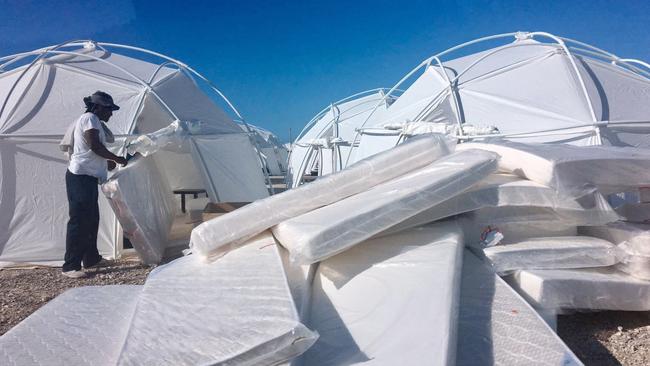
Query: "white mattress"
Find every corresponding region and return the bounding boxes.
[190,134,455,261]
[0,285,141,366]
[102,156,175,264]
[507,267,650,311]
[279,246,318,321]
[457,251,582,366]
[301,223,463,366]
[116,232,317,366]
[579,222,650,280]
[461,214,578,246]
[457,140,650,196]
[483,236,616,273]
[273,149,498,264]
[384,174,617,236]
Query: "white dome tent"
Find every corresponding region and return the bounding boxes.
[242,123,289,176]
[287,88,401,188]
[341,31,650,166]
[0,40,271,266]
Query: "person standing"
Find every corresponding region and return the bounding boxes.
[62,91,127,278]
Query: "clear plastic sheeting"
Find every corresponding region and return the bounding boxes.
[116,232,317,366]
[461,216,578,246]
[507,267,650,312]
[457,140,650,196]
[302,223,463,366]
[579,222,650,280]
[125,120,185,157]
[190,134,456,261]
[0,285,142,366]
[102,156,175,264]
[483,236,617,273]
[279,247,317,321]
[273,149,498,264]
[614,203,650,223]
[457,250,583,366]
[383,174,618,236]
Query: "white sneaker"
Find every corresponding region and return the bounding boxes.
[62,270,87,279]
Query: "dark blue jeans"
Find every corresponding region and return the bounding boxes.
[63,170,102,271]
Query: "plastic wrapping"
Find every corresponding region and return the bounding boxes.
[457,140,650,196]
[579,222,650,280]
[0,286,142,366]
[457,250,582,366]
[190,134,456,261]
[126,120,185,157]
[383,174,618,236]
[461,214,578,246]
[279,246,317,322]
[302,223,463,366]
[102,156,175,264]
[483,236,617,273]
[116,232,317,366]
[614,202,650,223]
[273,149,498,264]
[507,267,650,311]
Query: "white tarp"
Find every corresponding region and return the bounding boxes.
[116,233,317,366]
[457,140,650,196]
[301,223,463,366]
[102,156,174,264]
[483,236,617,273]
[273,149,498,264]
[507,267,650,312]
[190,134,456,261]
[382,173,618,236]
[0,285,142,366]
[457,250,583,366]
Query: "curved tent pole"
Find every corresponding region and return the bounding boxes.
[431,55,464,136]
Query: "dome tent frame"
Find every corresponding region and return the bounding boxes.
[0,40,272,189]
[0,40,272,266]
[345,31,650,165]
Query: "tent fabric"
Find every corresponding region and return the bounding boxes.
[0,43,267,266]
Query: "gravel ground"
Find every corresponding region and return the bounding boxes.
[0,260,153,336]
[1,262,649,366]
[558,311,650,366]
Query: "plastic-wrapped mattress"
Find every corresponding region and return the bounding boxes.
[579,222,650,280]
[483,236,616,273]
[457,251,582,366]
[273,149,498,264]
[0,285,141,366]
[190,134,455,261]
[383,174,617,236]
[457,140,650,196]
[460,214,578,246]
[614,202,650,223]
[506,267,650,311]
[116,232,317,366]
[301,223,463,366]
[102,156,175,264]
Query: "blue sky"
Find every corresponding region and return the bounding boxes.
[1,0,649,141]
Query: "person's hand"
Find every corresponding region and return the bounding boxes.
[115,157,128,167]
[107,160,117,171]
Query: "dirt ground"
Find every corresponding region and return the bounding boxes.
[1,261,649,366]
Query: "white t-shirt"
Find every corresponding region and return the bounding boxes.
[68,112,107,181]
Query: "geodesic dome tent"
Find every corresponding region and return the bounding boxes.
[339,31,650,167]
[242,123,289,176]
[0,40,269,266]
[287,88,401,188]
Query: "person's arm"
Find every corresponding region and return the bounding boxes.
[84,129,128,166]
